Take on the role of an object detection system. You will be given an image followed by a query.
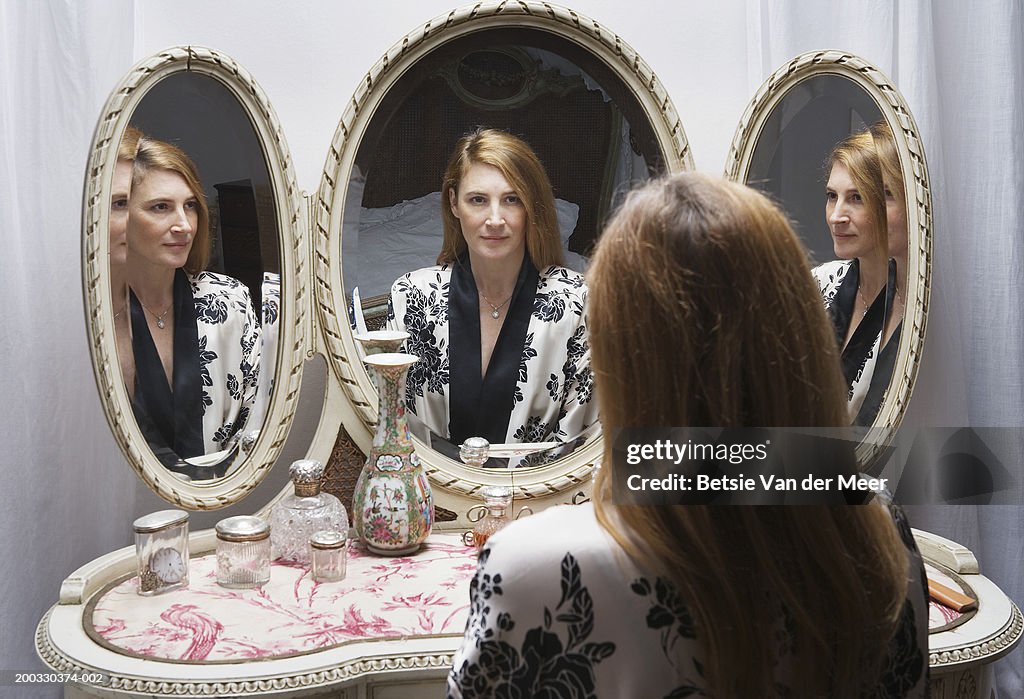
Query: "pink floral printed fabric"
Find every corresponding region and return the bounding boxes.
[91,536,477,661]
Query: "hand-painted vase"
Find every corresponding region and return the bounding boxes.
[353,352,433,555]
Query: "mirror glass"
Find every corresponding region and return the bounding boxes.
[113,72,281,481]
[341,27,668,452]
[744,74,910,428]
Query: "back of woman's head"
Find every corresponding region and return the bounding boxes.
[588,172,848,431]
[132,136,211,273]
[589,173,907,697]
[438,128,564,268]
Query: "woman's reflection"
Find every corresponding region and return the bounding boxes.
[388,128,598,445]
[812,122,906,425]
[111,127,142,390]
[119,133,260,466]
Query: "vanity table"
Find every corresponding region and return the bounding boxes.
[36,526,1024,698]
[37,531,476,698]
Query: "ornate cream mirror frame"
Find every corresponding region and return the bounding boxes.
[725,50,932,465]
[84,46,307,509]
[311,2,693,518]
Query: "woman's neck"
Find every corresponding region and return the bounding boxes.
[110,264,129,315]
[856,250,890,299]
[127,262,177,308]
[469,252,521,299]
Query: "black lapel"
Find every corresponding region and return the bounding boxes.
[129,271,204,459]
[447,253,538,444]
[171,270,204,458]
[854,260,901,426]
[838,260,888,388]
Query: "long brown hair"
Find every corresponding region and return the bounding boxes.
[131,136,211,273]
[438,128,564,268]
[827,128,888,253]
[589,173,908,696]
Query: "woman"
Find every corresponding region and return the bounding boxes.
[124,135,260,464]
[448,173,927,697]
[389,129,597,446]
[110,126,142,391]
[814,122,907,425]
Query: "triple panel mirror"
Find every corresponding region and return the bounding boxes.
[84,8,929,511]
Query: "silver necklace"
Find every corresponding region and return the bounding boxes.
[136,297,172,329]
[856,285,871,319]
[480,291,512,320]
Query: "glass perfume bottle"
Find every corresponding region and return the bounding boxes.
[470,486,513,550]
[269,460,348,565]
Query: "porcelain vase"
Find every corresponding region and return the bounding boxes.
[353,352,433,555]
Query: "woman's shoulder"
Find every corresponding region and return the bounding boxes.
[483,503,617,573]
[537,265,587,298]
[391,265,449,293]
[810,259,852,285]
[190,271,251,299]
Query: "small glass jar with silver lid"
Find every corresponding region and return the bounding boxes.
[215,516,271,589]
[309,530,348,583]
[133,510,190,596]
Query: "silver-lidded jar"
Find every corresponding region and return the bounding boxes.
[268,460,348,565]
[133,510,189,596]
[309,530,348,583]
[215,516,271,589]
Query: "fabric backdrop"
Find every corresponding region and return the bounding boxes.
[1,1,1020,696]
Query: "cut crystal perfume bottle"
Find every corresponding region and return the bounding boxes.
[269,460,348,565]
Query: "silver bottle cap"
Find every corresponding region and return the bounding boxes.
[460,437,491,466]
[133,509,189,534]
[310,529,348,550]
[215,515,270,542]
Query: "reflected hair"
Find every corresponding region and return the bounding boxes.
[118,126,144,162]
[588,173,908,697]
[438,128,564,268]
[870,121,906,255]
[131,136,211,273]
[826,129,887,253]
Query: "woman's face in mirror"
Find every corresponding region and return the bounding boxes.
[450,162,527,265]
[885,184,908,258]
[127,168,198,270]
[109,159,133,268]
[825,162,876,260]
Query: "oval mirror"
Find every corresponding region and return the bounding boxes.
[315,5,692,504]
[84,47,305,508]
[725,51,932,464]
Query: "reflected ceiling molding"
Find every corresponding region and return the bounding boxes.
[84,46,305,509]
[724,49,932,467]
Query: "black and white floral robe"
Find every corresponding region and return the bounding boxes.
[448,502,928,698]
[812,258,901,426]
[130,270,260,463]
[388,257,598,445]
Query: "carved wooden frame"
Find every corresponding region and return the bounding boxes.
[313,1,693,505]
[83,46,306,509]
[724,50,932,466]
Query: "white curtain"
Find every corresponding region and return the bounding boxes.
[2,1,1022,696]
[0,3,138,697]
[748,1,1024,695]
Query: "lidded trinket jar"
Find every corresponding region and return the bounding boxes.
[309,530,348,583]
[470,486,513,550]
[215,515,271,589]
[133,510,189,596]
[269,459,348,565]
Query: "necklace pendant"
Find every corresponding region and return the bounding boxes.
[157,318,166,329]
[491,309,500,319]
